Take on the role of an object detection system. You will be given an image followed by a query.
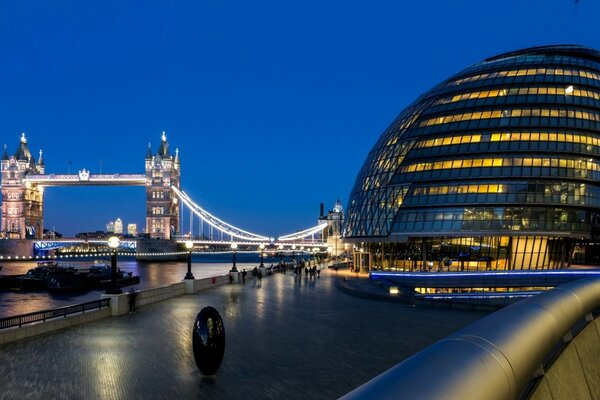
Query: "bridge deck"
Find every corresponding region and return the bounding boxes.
[0,270,485,399]
[24,173,146,186]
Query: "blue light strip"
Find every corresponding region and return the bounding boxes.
[371,270,600,279]
[418,291,543,300]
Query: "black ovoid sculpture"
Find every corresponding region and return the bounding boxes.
[192,306,225,375]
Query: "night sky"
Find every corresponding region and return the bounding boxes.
[1,0,599,237]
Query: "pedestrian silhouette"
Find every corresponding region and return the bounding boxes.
[128,287,138,314]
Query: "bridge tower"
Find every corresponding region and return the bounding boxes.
[145,132,180,240]
[0,133,45,239]
[319,200,344,256]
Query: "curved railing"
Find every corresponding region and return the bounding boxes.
[341,277,600,400]
[0,299,111,329]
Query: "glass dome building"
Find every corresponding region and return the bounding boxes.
[344,45,600,272]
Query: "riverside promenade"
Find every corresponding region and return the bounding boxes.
[0,269,487,399]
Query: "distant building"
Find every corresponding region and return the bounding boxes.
[43,228,62,239]
[127,223,137,236]
[106,221,115,233]
[318,200,344,257]
[114,218,123,234]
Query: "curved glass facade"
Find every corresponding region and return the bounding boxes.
[345,45,600,271]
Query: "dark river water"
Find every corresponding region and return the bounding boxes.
[0,253,283,318]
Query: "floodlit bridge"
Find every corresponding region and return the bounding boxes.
[1,132,343,258]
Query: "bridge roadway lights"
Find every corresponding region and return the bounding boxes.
[105,236,123,295]
[184,240,195,280]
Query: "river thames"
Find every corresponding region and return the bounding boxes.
[0,253,279,318]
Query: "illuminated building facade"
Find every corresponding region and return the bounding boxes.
[114,218,123,234]
[145,132,180,240]
[0,134,45,239]
[127,223,137,236]
[345,45,600,271]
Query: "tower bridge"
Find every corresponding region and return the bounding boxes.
[0,132,343,257]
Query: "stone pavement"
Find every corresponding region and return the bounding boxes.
[0,270,488,399]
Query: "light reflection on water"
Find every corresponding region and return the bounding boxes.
[0,254,273,318]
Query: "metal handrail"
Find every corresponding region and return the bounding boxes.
[340,277,600,400]
[0,298,111,330]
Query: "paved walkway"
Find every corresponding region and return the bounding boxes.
[0,270,488,399]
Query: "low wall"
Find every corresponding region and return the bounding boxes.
[135,239,183,261]
[1,274,231,344]
[529,317,600,399]
[0,239,34,258]
[102,274,230,316]
[341,277,600,400]
[0,308,111,345]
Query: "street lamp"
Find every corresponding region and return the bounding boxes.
[259,243,265,267]
[185,240,194,280]
[278,244,284,268]
[231,242,238,272]
[359,247,365,273]
[106,236,122,294]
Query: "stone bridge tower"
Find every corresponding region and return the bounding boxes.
[1,133,45,239]
[145,132,180,239]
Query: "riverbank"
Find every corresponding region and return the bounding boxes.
[0,257,270,318]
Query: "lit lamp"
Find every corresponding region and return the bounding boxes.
[259,243,265,267]
[359,247,365,273]
[231,242,238,271]
[185,240,194,280]
[106,236,122,294]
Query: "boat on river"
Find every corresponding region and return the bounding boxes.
[46,265,87,291]
[84,261,113,284]
[0,261,60,290]
[0,260,141,292]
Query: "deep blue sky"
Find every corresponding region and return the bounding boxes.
[1,0,599,237]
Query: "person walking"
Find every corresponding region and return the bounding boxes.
[241,269,247,284]
[257,269,263,284]
[128,287,138,314]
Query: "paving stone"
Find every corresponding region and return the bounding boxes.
[0,270,487,399]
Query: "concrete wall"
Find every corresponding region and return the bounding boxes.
[0,308,111,345]
[0,239,33,257]
[530,317,600,400]
[102,274,230,316]
[0,274,232,345]
[135,238,182,261]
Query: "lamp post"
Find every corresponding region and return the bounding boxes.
[259,243,265,267]
[359,247,365,274]
[278,244,284,270]
[334,234,338,267]
[185,240,194,280]
[106,236,122,294]
[231,242,238,271]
